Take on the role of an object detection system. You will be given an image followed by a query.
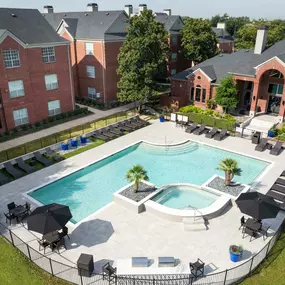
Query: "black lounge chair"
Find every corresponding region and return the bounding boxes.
[4,161,25,179]
[271,183,285,194]
[92,131,110,141]
[270,141,283,156]
[16,158,35,174]
[0,171,11,185]
[33,152,53,167]
[117,122,133,132]
[130,117,148,127]
[126,120,141,129]
[100,129,117,139]
[255,138,269,152]
[206,127,219,139]
[267,190,285,202]
[275,178,285,187]
[281,170,285,177]
[107,126,124,136]
[193,124,206,135]
[122,121,138,130]
[185,122,199,134]
[46,147,65,162]
[214,129,227,141]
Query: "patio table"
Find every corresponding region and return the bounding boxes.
[245,218,261,232]
[43,232,60,249]
[10,205,26,222]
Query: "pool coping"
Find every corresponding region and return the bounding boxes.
[23,139,272,227]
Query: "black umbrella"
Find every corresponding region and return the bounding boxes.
[27,203,72,235]
[236,192,280,220]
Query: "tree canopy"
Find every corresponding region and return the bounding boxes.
[117,10,169,106]
[215,76,238,113]
[181,18,218,64]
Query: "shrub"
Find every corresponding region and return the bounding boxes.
[206,99,213,109]
[48,117,55,123]
[67,111,73,117]
[21,125,28,131]
[223,114,235,122]
[204,109,214,116]
[4,131,9,136]
[11,128,18,134]
[55,114,62,120]
[213,111,220,118]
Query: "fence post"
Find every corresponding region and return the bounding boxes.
[27,244,31,260]
[248,257,254,275]
[266,240,271,256]
[9,229,15,246]
[223,269,228,285]
[49,258,54,276]
[153,277,155,285]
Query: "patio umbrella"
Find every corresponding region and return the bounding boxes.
[236,192,280,220]
[27,203,72,235]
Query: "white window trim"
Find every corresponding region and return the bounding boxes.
[85,42,94,55]
[8,80,25,98]
[86,65,96,78]
[48,100,61,116]
[45,74,59,91]
[42,47,56,63]
[13,108,29,126]
[3,49,20,68]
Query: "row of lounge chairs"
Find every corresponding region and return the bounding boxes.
[0,147,64,185]
[185,122,228,141]
[92,117,148,141]
[267,171,285,203]
[255,138,283,156]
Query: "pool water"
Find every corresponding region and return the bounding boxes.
[152,185,218,210]
[29,141,269,223]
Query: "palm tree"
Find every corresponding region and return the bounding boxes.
[126,165,149,193]
[217,158,242,186]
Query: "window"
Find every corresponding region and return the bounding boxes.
[268,83,284,95]
[8,80,25,98]
[86,65,95,78]
[172,35,178,45]
[190,87,195,101]
[202,89,206,103]
[171,53,177,62]
[13,108,28,126]
[269,70,284,78]
[42,47,56,63]
[197,76,201,80]
[45,74,58,90]
[3,50,20,68]
[48,100,61,116]
[244,81,253,91]
[88,87,100,100]
[195,85,201,101]
[171,69,176,75]
[85,42,94,55]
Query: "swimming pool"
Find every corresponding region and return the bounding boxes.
[152,185,218,210]
[29,141,269,223]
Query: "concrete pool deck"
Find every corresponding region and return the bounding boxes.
[0,121,285,279]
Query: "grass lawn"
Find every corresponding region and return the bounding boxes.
[0,237,70,285]
[241,232,285,285]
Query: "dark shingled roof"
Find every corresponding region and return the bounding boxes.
[0,8,67,45]
[155,15,184,34]
[173,39,285,84]
[43,11,128,41]
[212,27,234,43]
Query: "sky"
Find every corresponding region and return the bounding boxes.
[1,0,285,19]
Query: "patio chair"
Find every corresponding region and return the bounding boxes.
[7,202,16,213]
[4,161,25,179]
[185,122,199,134]
[206,127,219,139]
[270,141,283,156]
[242,227,258,242]
[4,212,16,225]
[59,226,70,240]
[193,124,206,135]
[24,202,32,214]
[33,152,53,167]
[239,216,246,230]
[16,158,35,174]
[266,190,285,202]
[102,262,117,283]
[45,147,65,162]
[189,258,205,278]
[54,238,66,254]
[258,226,270,240]
[38,239,50,254]
[214,129,228,141]
[0,171,11,185]
[255,138,269,152]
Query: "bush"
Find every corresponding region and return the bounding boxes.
[213,111,220,118]
[48,117,55,123]
[55,114,62,120]
[11,128,18,134]
[21,125,28,131]
[204,109,214,116]
[223,114,235,122]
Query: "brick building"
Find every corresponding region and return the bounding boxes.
[0,8,74,133]
[212,23,235,54]
[43,4,129,104]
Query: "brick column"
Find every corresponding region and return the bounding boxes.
[278,88,285,123]
[249,81,260,117]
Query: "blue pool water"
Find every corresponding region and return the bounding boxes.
[152,185,218,210]
[29,141,269,223]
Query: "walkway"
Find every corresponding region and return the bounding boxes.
[0,103,135,151]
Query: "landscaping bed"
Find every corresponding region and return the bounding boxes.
[75,97,130,110]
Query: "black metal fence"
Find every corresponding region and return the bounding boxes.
[0,221,283,285]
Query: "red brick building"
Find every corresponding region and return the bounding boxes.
[0,8,74,133]
[168,26,285,123]
[44,4,129,104]
[212,23,234,54]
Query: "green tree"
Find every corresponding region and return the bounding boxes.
[235,24,257,49]
[181,18,218,64]
[210,14,229,28]
[117,10,169,109]
[215,76,238,113]
[126,165,149,193]
[217,158,242,186]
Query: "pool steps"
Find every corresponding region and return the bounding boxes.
[183,217,208,231]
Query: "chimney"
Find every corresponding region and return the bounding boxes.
[43,5,54,13]
[138,4,147,14]
[254,26,268,54]
[124,4,133,16]
[87,3,98,12]
[217,23,226,31]
[163,9,171,16]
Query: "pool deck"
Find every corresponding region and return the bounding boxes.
[0,120,285,280]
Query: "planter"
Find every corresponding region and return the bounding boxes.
[71,139,78,148]
[61,143,69,151]
[159,116,165,123]
[268,130,277,138]
[229,245,243,262]
[80,136,87,144]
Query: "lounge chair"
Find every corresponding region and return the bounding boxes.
[271,183,285,194]
[280,170,285,177]
[122,121,138,130]
[206,127,219,139]
[185,122,199,134]
[126,119,141,129]
[4,161,25,179]
[270,141,283,156]
[117,122,133,132]
[214,129,227,141]
[92,131,110,141]
[16,158,35,174]
[100,129,117,139]
[275,178,285,187]
[33,152,53,167]
[130,117,147,127]
[46,147,65,162]
[193,124,206,135]
[107,126,124,136]
[255,138,269,152]
[267,190,285,202]
[0,171,11,185]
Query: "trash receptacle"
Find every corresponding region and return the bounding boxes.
[77,254,94,277]
[252,131,261,144]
